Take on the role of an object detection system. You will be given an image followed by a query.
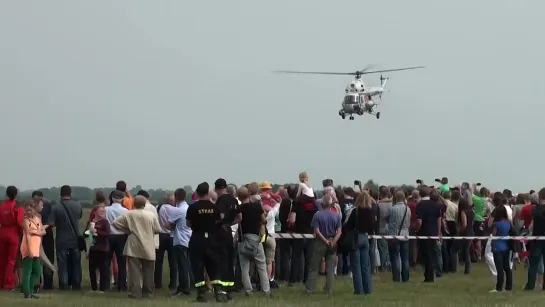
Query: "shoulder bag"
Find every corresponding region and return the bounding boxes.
[394,204,409,241]
[236,209,260,258]
[339,207,359,252]
[60,200,87,252]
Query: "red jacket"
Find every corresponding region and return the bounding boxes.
[407,199,418,231]
[0,200,24,237]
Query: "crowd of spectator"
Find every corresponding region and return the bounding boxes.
[1,175,545,301]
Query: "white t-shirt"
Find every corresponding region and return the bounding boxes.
[504,205,513,222]
[231,198,242,238]
[265,203,280,234]
[297,182,315,198]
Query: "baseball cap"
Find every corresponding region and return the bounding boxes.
[214,178,227,190]
[196,182,210,196]
[111,190,125,200]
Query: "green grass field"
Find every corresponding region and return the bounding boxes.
[1,259,543,306]
[1,210,543,306]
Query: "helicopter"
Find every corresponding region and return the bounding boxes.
[274,65,425,120]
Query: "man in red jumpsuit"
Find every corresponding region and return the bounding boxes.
[0,186,24,290]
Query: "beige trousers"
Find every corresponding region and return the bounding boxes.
[127,256,155,298]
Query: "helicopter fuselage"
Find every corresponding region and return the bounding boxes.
[338,77,388,120]
[273,65,424,121]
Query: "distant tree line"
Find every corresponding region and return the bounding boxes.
[0,179,417,208]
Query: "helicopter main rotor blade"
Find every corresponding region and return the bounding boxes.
[359,66,425,75]
[273,70,356,76]
[359,65,375,73]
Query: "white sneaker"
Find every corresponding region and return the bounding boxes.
[489,289,498,293]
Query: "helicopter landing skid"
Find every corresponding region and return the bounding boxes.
[368,110,381,119]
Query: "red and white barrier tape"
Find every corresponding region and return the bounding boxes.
[270,233,544,240]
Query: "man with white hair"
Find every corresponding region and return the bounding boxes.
[154,191,177,291]
[105,190,129,291]
[112,195,161,299]
[138,190,159,250]
[317,186,341,214]
[305,194,341,296]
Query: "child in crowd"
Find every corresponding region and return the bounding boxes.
[20,200,46,299]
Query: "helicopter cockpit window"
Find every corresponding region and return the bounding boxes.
[344,95,357,104]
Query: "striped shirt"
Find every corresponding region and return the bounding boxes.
[386,202,411,236]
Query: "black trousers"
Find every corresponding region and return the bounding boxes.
[107,234,128,291]
[274,238,282,278]
[174,245,193,292]
[233,243,242,290]
[217,229,235,291]
[155,233,177,289]
[279,239,295,282]
[418,239,436,282]
[289,238,314,283]
[88,250,110,291]
[189,235,220,291]
[493,250,513,291]
[41,230,55,290]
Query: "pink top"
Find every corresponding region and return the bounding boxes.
[21,216,43,258]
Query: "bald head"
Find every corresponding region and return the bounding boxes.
[209,189,218,203]
[134,195,147,209]
[411,189,420,199]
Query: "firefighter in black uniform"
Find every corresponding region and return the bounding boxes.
[186,182,227,303]
[214,178,240,299]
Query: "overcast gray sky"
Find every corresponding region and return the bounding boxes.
[1,1,543,191]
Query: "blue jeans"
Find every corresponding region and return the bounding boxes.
[56,248,82,290]
[434,242,443,277]
[526,241,545,290]
[350,234,371,295]
[377,231,390,268]
[388,240,410,282]
[369,239,377,269]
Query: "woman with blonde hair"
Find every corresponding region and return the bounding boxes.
[20,200,46,299]
[344,191,375,295]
